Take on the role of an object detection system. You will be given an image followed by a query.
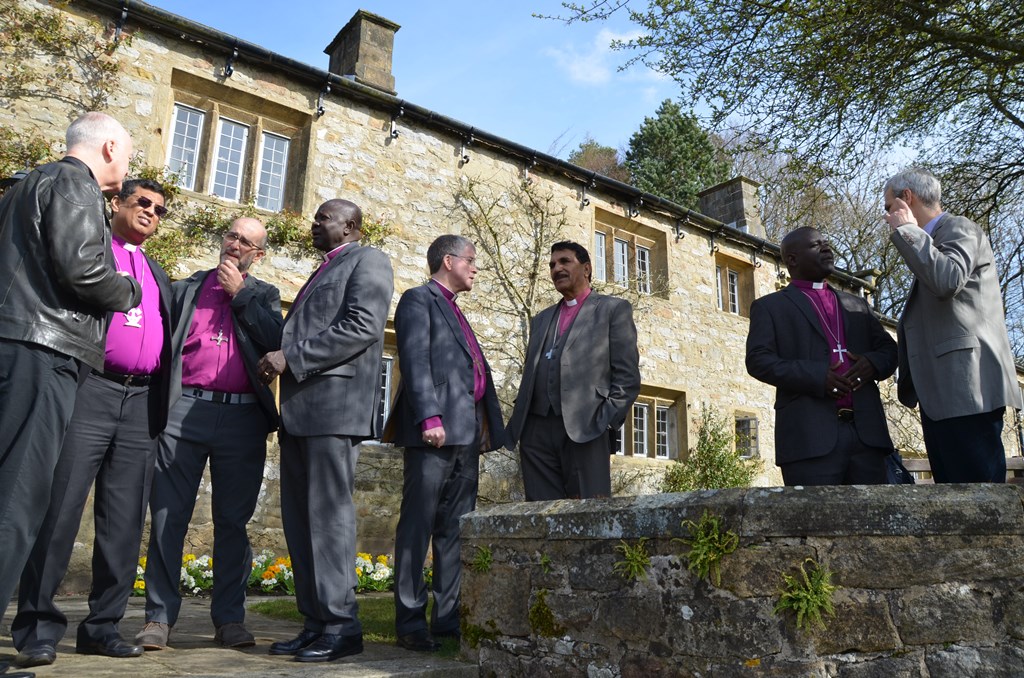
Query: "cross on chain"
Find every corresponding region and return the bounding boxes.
[833,343,848,364]
[211,329,228,347]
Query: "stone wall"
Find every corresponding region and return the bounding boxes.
[460,485,1024,676]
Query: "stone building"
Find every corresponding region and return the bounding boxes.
[2,0,1021,574]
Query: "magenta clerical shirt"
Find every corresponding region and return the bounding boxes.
[292,242,350,310]
[104,236,164,375]
[791,279,853,408]
[557,287,592,336]
[180,272,253,394]
[421,280,487,432]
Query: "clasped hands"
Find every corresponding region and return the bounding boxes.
[825,352,876,399]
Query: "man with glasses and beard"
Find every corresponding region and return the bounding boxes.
[11,179,172,669]
[135,218,283,652]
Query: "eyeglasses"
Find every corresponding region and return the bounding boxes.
[224,231,264,251]
[448,254,477,267]
[131,195,168,218]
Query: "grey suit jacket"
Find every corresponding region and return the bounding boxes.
[505,291,641,446]
[746,284,898,465]
[170,270,283,430]
[891,214,1023,420]
[279,243,394,438]
[382,282,505,450]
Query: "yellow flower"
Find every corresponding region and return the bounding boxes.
[262,570,275,580]
[134,580,146,590]
[275,557,289,566]
[376,554,389,565]
[355,567,363,577]
[184,554,196,563]
[139,556,147,569]
[357,552,371,561]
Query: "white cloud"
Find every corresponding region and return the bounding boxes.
[544,28,648,86]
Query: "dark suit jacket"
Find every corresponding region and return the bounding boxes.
[170,270,283,430]
[382,282,505,451]
[280,244,394,438]
[505,291,641,446]
[891,213,1023,420]
[745,284,898,465]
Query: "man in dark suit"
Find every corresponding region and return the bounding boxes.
[505,241,640,500]
[11,179,173,668]
[746,227,898,485]
[259,199,393,663]
[135,218,282,651]
[0,113,141,626]
[384,235,505,652]
[884,167,1023,482]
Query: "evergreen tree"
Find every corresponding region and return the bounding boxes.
[624,100,731,209]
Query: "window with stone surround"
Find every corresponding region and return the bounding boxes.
[614,387,686,460]
[714,252,755,317]
[592,208,668,297]
[735,414,759,458]
[164,70,310,211]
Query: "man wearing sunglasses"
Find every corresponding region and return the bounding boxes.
[11,179,173,668]
[136,217,283,652]
[0,112,141,632]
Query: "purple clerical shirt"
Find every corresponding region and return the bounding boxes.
[421,280,487,432]
[180,272,253,394]
[791,279,853,408]
[292,242,350,310]
[104,236,164,375]
[557,287,592,336]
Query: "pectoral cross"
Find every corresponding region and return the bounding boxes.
[211,329,228,347]
[833,343,848,364]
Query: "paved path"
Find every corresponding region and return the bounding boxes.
[1,597,476,677]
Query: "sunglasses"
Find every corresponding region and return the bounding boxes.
[130,195,168,218]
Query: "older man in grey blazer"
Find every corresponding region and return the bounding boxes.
[885,167,1023,482]
[259,199,394,663]
[506,241,641,500]
[383,234,505,652]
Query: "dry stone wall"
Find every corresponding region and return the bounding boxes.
[461,485,1024,676]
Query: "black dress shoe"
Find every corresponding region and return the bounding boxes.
[268,629,320,656]
[397,630,441,652]
[293,633,363,662]
[76,635,144,658]
[432,628,461,640]
[15,642,56,667]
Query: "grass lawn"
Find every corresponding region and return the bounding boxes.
[249,595,462,659]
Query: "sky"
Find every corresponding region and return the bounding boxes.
[146,0,680,160]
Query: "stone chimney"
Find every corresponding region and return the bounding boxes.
[697,176,763,239]
[324,10,400,95]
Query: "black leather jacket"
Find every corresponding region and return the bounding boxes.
[0,157,142,370]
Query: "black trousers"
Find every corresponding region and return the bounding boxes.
[921,407,1007,483]
[780,419,888,486]
[519,413,611,500]
[0,340,79,620]
[12,372,156,648]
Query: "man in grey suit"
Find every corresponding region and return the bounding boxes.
[259,199,394,663]
[884,167,1023,482]
[383,235,505,651]
[136,218,282,651]
[506,241,641,500]
[746,227,898,485]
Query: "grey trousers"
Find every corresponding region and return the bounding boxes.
[280,431,362,636]
[143,395,268,627]
[13,373,156,647]
[393,439,480,636]
[0,340,79,621]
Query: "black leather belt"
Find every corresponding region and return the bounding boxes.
[837,408,854,422]
[98,369,152,387]
[186,388,258,405]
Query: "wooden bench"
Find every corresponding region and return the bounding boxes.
[901,456,1024,484]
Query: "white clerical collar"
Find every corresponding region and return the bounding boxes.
[811,281,826,289]
[123,242,138,252]
[565,298,578,307]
